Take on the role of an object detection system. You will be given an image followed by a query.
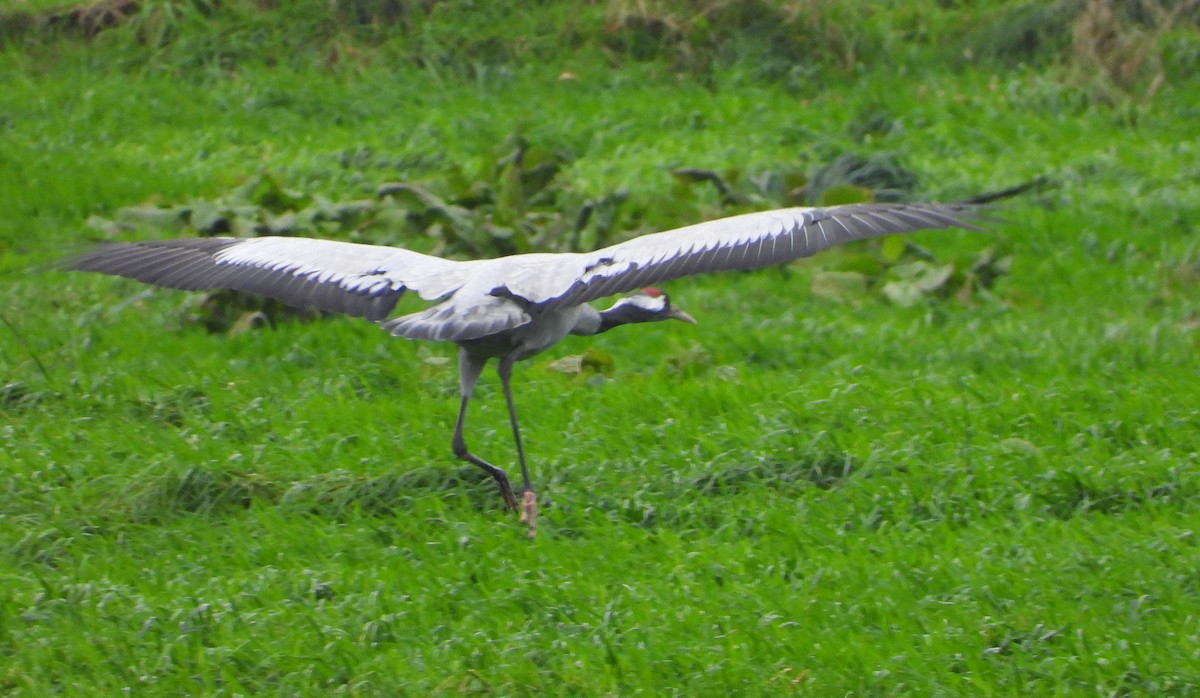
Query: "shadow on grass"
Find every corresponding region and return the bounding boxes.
[0,382,58,412]
[9,464,508,567]
[693,450,858,496]
[126,466,278,522]
[58,460,1196,547]
[120,464,505,523]
[1033,470,1185,520]
[279,466,501,517]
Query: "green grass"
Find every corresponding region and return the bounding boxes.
[3,1,1200,694]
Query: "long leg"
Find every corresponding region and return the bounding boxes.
[452,348,520,511]
[498,356,538,537]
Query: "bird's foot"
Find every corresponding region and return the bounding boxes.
[494,474,520,512]
[519,489,538,540]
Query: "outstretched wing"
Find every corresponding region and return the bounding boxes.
[528,203,981,309]
[69,203,982,339]
[67,236,480,321]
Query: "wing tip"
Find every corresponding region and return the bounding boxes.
[66,236,408,320]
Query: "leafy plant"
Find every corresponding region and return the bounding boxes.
[809,239,1013,308]
[671,151,922,208]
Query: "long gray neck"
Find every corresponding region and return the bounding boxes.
[568,305,604,336]
[569,304,632,336]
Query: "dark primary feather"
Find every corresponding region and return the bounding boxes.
[67,238,408,321]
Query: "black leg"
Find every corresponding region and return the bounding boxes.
[498,356,537,538]
[497,357,533,493]
[452,349,519,511]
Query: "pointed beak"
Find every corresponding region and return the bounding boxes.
[669,308,697,325]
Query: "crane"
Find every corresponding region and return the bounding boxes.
[69,202,982,536]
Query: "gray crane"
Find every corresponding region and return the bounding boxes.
[69,202,981,536]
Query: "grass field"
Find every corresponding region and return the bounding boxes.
[3,0,1200,694]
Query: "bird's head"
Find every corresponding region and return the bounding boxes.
[602,288,696,327]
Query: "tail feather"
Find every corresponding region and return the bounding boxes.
[381,296,530,342]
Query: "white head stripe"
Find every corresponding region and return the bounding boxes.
[617,293,667,313]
